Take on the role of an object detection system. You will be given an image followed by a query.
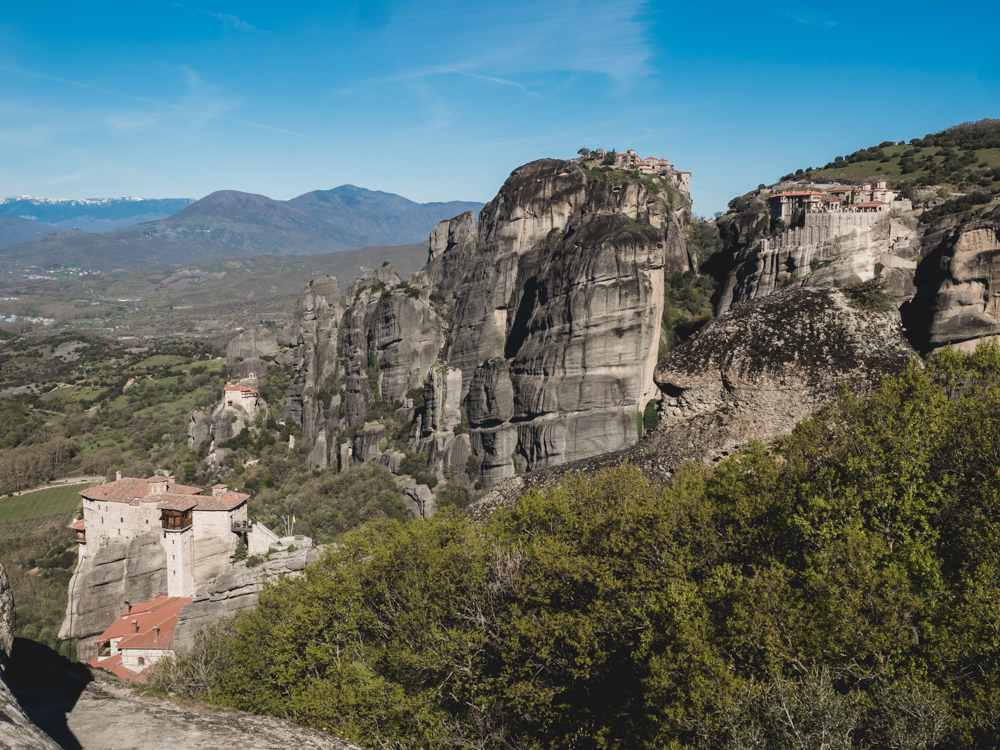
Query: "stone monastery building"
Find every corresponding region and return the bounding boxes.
[594,148,692,191]
[77,473,276,599]
[768,180,907,225]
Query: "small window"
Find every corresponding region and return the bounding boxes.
[137,657,145,666]
[120,518,123,523]
[172,555,175,560]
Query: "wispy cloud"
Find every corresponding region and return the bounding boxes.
[779,9,839,27]
[0,65,318,140]
[202,9,256,32]
[340,0,653,89]
[442,70,527,91]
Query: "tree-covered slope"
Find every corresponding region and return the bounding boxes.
[773,118,1000,193]
[154,341,1000,750]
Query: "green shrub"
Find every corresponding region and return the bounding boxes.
[642,399,659,433]
[918,191,993,223]
[841,277,892,311]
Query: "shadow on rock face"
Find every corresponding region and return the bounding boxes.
[6,638,93,750]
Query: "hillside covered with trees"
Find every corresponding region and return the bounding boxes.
[150,342,1000,750]
[773,119,1000,196]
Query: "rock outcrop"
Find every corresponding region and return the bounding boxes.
[226,327,279,366]
[188,373,268,450]
[282,158,693,492]
[59,532,168,662]
[631,287,915,472]
[467,287,916,521]
[173,546,321,653]
[905,205,1000,351]
[718,204,920,313]
[1,562,63,750]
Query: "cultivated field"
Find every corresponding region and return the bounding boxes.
[0,483,89,524]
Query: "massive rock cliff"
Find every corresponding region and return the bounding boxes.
[467,287,916,520]
[717,203,920,313]
[905,204,1000,351]
[282,158,693,491]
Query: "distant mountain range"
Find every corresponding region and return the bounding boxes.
[0,186,483,269]
[0,196,196,238]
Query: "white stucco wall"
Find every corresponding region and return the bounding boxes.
[120,647,174,671]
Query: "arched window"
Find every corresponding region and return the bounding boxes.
[137,657,145,665]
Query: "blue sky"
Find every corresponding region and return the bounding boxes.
[1,1,998,216]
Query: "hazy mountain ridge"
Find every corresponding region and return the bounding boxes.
[0,215,58,249]
[0,186,483,271]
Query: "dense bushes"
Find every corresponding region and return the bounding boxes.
[154,343,1000,748]
[250,463,408,543]
[918,191,994,223]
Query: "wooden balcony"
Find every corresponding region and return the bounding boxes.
[161,509,193,530]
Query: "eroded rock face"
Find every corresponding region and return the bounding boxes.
[187,411,211,450]
[285,276,347,448]
[634,288,915,472]
[353,424,385,465]
[467,287,916,521]
[60,533,168,662]
[370,289,445,404]
[283,158,692,488]
[425,210,478,295]
[0,563,62,750]
[226,327,279,366]
[907,205,1000,351]
[232,356,269,380]
[718,208,919,313]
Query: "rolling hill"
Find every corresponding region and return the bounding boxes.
[0,186,482,272]
[0,215,58,249]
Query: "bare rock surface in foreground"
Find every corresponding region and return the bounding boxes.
[5,639,358,750]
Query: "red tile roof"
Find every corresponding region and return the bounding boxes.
[772,191,825,198]
[87,653,150,683]
[81,477,202,504]
[157,496,199,512]
[71,518,85,531]
[93,594,192,650]
[191,490,249,511]
[223,385,258,394]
